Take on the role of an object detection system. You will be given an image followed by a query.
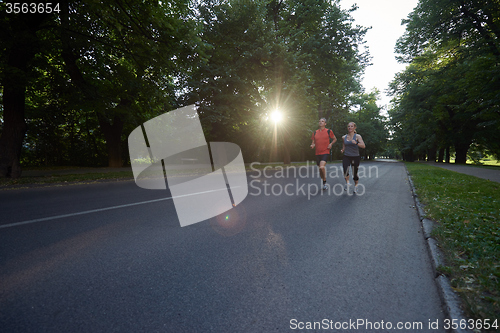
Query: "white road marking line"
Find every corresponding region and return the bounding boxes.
[0,187,236,229]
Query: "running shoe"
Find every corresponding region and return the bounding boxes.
[354,185,358,193]
[323,184,328,191]
[344,182,350,191]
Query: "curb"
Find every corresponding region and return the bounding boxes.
[405,167,473,333]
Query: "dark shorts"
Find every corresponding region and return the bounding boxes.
[316,154,329,166]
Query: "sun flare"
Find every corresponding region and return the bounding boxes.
[270,110,283,123]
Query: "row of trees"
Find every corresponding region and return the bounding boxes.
[1,0,202,177]
[389,0,500,163]
[0,0,389,178]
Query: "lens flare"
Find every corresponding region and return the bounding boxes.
[270,110,282,123]
[210,205,247,236]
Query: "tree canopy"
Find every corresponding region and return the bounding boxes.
[389,0,500,163]
[0,0,375,177]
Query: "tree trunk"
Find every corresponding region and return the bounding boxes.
[403,150,414,162]
[454,144,469,164]
[437,148,444,163]
[427,147,436,162]
[445,147,451,164]
[282,129,291,165]
[0,15,45,178]
[98,115,125,168]
[0,82,27,178]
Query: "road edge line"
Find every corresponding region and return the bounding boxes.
[0,187,235,230]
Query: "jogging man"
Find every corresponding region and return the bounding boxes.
[310,118,337,190]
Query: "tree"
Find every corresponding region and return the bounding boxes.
[57,0,203,167]
[390,0,500,163]
[350,90,388,160]
[0,0,204,176]
[0,4,52,177]
[191,0,369,164]
[1,0,370,172]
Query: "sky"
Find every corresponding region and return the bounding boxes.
[338,0,420,109]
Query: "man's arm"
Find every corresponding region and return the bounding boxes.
[327,136,336,149]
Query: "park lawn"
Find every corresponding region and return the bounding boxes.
[466,161,500,170]
[405,163,500,322]
[0,161,340,188]
[476,160,500,167]
[448,157,500,168]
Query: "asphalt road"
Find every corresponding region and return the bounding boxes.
[0,161,446,332]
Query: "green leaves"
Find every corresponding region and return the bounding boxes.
[396,0,500,61]
[348,90,388,159]
[191,0,368,162]
[2,0,370,169]
[2,0,205,168]
[390,0,500,162]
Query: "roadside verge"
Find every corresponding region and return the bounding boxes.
[405,163,500,333]
[406,166,472,333]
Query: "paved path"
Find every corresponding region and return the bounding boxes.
[0,161,446,332]
[427,162,500,183]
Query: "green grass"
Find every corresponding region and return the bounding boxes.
[465,163,500,171]
[476,160,500,167]
[405,163,500,322]
[1,161,338,189]
[449,157,500,168]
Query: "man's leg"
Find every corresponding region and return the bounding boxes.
[319,160,327,190]
[319,160,327,181]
